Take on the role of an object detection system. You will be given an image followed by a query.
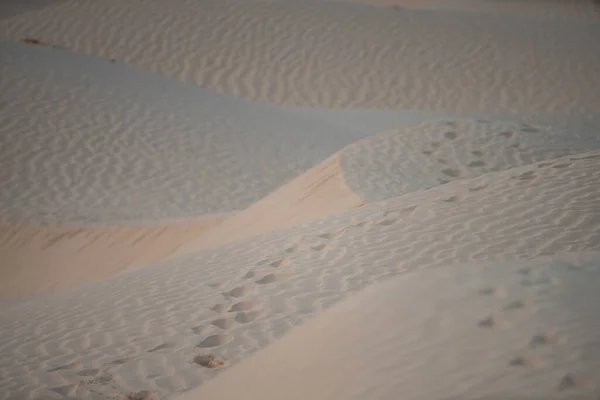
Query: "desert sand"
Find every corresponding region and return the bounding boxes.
[0,0,599,399]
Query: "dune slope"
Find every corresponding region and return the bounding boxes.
[185,251,600,400]
[1,150,599,399]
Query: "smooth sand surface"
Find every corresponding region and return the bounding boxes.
[0,214,228,300]
[1,150,599,399]
[176,152,363,254]
[184,251,600,400]
[1,0,599,116]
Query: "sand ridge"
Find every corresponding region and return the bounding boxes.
[1,150,599,399]
[0,42,368,223]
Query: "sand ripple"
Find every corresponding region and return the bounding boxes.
[1,150,599,399]
[340,118,600,201]
[1,0,599,115]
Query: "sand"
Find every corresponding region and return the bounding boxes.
[185,251,600,400]
[1,0,599,116]
[1,150,599,399]
[0,214,228,300]
[1,0,600,399]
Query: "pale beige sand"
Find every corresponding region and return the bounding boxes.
[175,152,362,254]
[2,150,599,399]
[1,0,598,115]
[183,251,600,400]
[0,214,228,300]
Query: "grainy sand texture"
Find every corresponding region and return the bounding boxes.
[1,0,600,399]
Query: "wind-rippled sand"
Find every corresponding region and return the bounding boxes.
[1,0,600,399]
[1,0,599,115]
[1,151,599,399]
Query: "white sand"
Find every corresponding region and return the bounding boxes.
[1,0,599,116]
[1,150,599,399]
[185,251,600,400]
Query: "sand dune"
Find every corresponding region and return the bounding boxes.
[1,150,599,399]
[176,152,363,254]
[0,42,368,223]
[341,118,600,201]
[185,251,600,400]
[1,0,599,116]
[0,214,228,300]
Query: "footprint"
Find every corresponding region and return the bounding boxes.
[422,150,434,156]
[444,131,460,140]
[244,270,259,279]
[437,158,448,165]
[479,285,507,297]
[472,150,486,157]
[229,301,256,312]
[401,205,419,214]
[443,195,464,203]
[193,354,225,369]
[478,315,510,329]
[311,244,326,251]
[236,310,265,323]
[510,354,543,368]
[257,273,293,284]
[225,286,250,298]
[504,300,535,311]
[437,179,450,185]
[319,230,345,240]
[212,303,230,313]
[190,325,208,334]
[441,168,462,178]
[78,369,102,377]
[108,356,137,365]
[537,162,554,168]
[51,384,79,397]
[468,160,486,167]
[269,258,288,268]
[212,317,236,330]
[500,131,515,138]
[552,162,572,169]
[514,171,536,181]
[520,125,540,133]
[557,374,591,392]
[517,267,532,276]
[377,218,397,226]
[445,121,460,128]
[125,390,159,400]
[530,332,565,347]
[469,184,489,192]
[197,334,233,348]
[431,141,442,148]
[350,221,367,228]
[510,142,528,151]
[208,282,224,289]
[47,362,83,372]
[147,344,170,353]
